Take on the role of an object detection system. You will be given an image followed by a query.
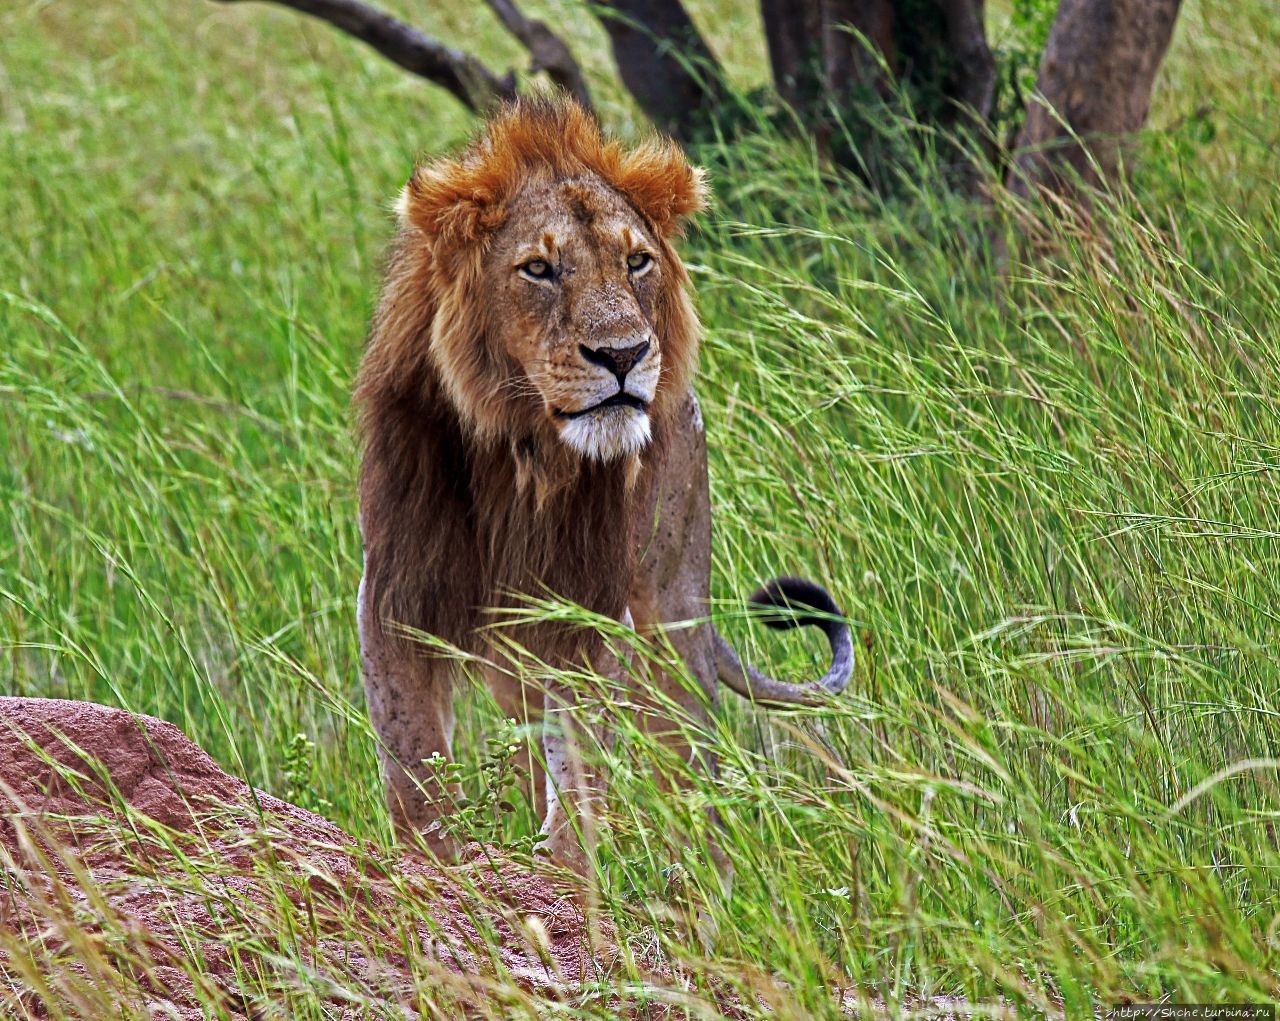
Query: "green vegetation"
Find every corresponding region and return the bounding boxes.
[2,0,1279,1016]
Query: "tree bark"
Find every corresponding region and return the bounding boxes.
[213,0,515,111]
[591,0,726,141]
[1010,0,1183,198]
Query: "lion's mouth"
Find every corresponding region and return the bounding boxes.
[555,392,649,420]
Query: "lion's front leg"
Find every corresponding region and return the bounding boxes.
[629,391,734,891]
[629,390,720,789]
[538,616,633,873]
[358,574,459,860]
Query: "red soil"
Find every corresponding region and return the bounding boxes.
[0,697,685,1019]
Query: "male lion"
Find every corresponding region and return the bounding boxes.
[355,100,852,868]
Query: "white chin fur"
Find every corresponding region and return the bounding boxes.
[559,407,652,462]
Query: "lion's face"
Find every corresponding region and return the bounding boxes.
[363,101,707,473]
[483,176,663,462]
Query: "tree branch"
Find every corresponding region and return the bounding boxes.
[591,0,727,142]
[482,0,592,110]
[212,0,516,112]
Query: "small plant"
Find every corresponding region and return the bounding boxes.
[424,717,540,854]
[279,732,332,816]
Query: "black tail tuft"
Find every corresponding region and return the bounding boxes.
[717,575,855,705]
[748,576,844,632]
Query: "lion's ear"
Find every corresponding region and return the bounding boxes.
[396,159,503,248]
[613,141,709,238]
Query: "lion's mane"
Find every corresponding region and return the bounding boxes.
[354,100,707,652]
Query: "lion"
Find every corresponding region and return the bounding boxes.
[355,99,853,869]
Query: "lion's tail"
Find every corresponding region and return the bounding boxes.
[714,576,854,708]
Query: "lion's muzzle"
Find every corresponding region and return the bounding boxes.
[554,344,656,462]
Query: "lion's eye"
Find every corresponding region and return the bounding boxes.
[626,252,653,273]
[520,259,555,282]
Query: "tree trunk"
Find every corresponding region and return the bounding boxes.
[592,0,726,142]
[760,0,823,112]
[761,0,895,175]
[761,0,997,188]
[821,0,895,99]
[761,0,894,112]
[1011,0,1183,199]
[938,0,995,123]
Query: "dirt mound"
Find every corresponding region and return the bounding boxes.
[0,698,683,1019]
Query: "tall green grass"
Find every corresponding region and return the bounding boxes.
[3,0,1280,1015]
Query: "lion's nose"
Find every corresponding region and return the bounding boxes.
[579,340,650,382]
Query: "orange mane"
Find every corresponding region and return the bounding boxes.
[401,99,707,249]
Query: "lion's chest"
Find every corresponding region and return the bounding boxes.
[461,458,653,637]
